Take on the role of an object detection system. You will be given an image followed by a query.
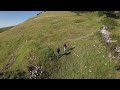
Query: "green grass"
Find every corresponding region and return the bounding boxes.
[0,26,14,33]
[0,11,120,79]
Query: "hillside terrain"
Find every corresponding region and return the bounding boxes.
[0,26,14,33]
[0,11,120,79]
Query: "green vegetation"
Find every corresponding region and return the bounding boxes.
[0,11,120,79]
[97,11,120,30]
[97,11,120,18]
[97,11,115,17]
[0,69,27,79]
[0,26,14,33]
[101,17,118,29]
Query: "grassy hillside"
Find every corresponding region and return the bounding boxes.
[0,26,14,33]
[0,11,120,79]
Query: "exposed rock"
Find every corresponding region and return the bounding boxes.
[28,65,44,79]
[100,25,117,43]
[100,25,111,43]
[112,56,116,59]
[116,56,120,60]
[115,46,120,53]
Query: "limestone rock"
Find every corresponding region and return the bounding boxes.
[28,65,44,79]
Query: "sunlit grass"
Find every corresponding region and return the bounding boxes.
[0,11,120,79]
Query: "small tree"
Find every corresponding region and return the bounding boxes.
[97,11,116,18]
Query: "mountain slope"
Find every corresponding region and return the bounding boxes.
[0,11,120,79]
[0,26,14,33]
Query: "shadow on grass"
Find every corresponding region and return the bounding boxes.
[61,52,71,56]
[56,52,71,60]
[55,47,75,60]
[67,47,75,51]
[55,52,72,60]
[60,47,75,57]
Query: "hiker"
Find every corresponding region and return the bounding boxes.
[56,48,60,59]
[63,43,67,53]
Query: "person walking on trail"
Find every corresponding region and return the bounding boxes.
[64,43,67,53]
[56,48,60,59]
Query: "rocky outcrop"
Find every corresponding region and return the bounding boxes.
[28,65,44,79]
[100,25,120,60]
[100,25,117,43]
[114,46,120,60]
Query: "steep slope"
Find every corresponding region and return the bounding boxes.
[0,26,14,33]
[0,11,120,79]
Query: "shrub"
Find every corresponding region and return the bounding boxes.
[97,11,116,18]
[72,11,93,16]
[97,11,106,17]
[101,17,118,30]
[40,47,55,61]
[11,70,27,79]
[74,19,84,23]
[115,11,120,18]
[105,11,115,17]
[0,69,27,79]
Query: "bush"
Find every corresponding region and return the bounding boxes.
[72,11,94,16]
[97,11,116,18]
[11,70,27,79]
[101,17,118,30]
[115,11,120,18]
[40,47,55,61]
[105,11,115,17]
[74,19,84,23]
[97,11,106,17]
[0,69,27,79]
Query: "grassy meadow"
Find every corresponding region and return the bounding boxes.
[0,11,120,79]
